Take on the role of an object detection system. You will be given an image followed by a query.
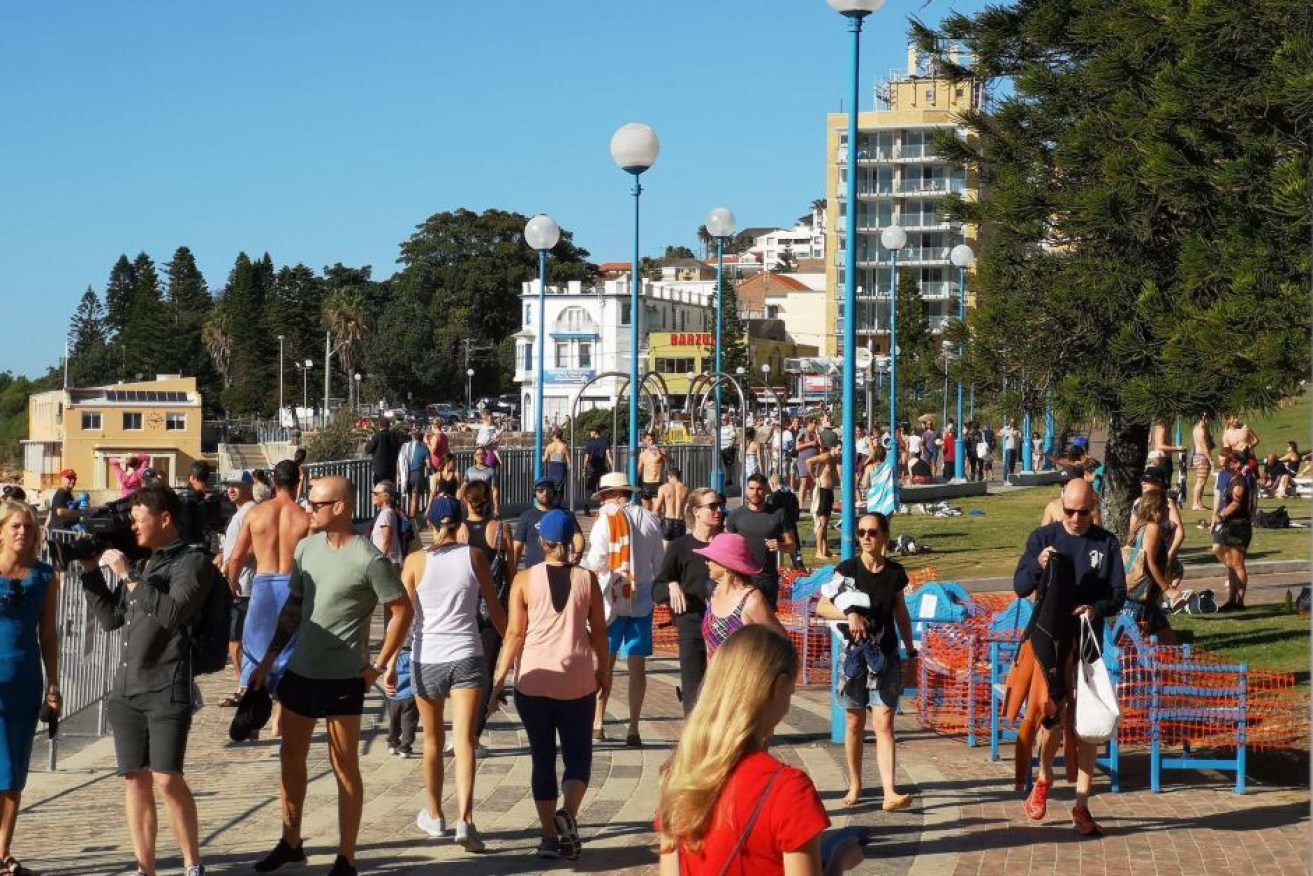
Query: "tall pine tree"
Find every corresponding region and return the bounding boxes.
[119,252,170,380]
[66,287,112,387]
[102,255,137,379]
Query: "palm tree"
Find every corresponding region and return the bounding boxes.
[696,224,714,261]
[323,287,371,378]
[202,309,233,388]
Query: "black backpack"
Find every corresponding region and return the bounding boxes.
[187,547,233,675]
[478,521,511,626]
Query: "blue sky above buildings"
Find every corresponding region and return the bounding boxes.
[0,0,991,378]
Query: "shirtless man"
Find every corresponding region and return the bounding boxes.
[1222,415,1260,461]
[1190,413,1216,511]
[225,459,311,737]
[807,442,840,559]
[1149,420,1188,487]
[637,432,667,511]
[1040,467,1104,527]
[655,467,690,542]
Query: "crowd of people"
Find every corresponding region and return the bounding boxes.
[0,405,1297,874]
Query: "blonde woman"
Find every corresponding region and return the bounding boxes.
[0,501,61,875]
[656,626,862,875]
[695,533,786,660]
[401,497,506,852]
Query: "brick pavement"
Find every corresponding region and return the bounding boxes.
[13,658,1309,875]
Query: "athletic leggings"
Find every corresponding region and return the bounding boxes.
[514,690,596,802]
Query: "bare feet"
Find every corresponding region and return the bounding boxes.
[882,792,913,812]
[842,786,862,806]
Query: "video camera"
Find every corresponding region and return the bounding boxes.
[45,496,146,571]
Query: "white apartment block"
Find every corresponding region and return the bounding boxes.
[751,208,827,268]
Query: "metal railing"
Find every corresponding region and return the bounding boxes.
[40,529,123,770]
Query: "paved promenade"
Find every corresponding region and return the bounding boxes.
[15,655,1309,875]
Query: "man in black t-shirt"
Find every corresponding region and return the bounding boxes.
[513,478,582,569]
[653,487,723,714]
[583,428,612,517]
[47,469,80,529]
[364,419,403,485]
[766,475,806,572]
[724,474,793,609]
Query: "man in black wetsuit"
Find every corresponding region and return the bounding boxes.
[1013,477,1125,838]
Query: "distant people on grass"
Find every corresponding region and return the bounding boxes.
[1212,450,1253,612]
[403,496,507,853]
[1190,413,1216,511]
[816,512,917,812]
[491,510,609,861]
[861,445,896,518]
[655,625,864,876]
[0,500,61,876]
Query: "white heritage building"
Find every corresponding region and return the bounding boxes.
[513,276,715,428]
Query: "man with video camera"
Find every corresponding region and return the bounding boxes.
[80,483,212,876]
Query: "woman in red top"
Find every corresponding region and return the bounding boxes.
[656,625,862,876]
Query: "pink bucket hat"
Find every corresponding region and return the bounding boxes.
[692,533,763,578]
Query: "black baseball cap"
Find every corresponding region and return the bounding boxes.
[1140,466,1167,487]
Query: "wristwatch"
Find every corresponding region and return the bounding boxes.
[371,662,388,675]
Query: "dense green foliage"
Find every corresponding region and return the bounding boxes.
[914,0,1311,532]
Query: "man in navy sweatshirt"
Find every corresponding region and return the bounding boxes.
[1013,477,1125,838]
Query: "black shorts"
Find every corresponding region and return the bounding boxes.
[229,597,248,643]
[662,517,687,541]
[586,468,606,492]
[816,488,835,518]
[279,670,366,719]
[108,693,193,775]
[641,481,661,500]
[1213,519,1253,549]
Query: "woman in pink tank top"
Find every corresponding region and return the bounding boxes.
[490,510,610,861]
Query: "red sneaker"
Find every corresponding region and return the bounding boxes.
[1072,805,1102,836]
[1022,779,1052,822]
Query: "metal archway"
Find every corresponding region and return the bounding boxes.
[690,372,750,493]
[566,370,664,512]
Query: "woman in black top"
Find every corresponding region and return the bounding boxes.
[815,512,916,811]
[457,479,514,744]
[433,454,461,499]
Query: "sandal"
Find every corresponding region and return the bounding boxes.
[218,691,243,708]
[3,856,31,876]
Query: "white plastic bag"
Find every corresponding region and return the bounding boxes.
[1074,616,1121,743]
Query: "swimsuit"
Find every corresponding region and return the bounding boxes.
[702,589,754,659]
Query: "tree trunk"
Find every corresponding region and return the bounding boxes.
[1101,414,1149,541]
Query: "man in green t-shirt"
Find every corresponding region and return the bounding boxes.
[250,476,413,876]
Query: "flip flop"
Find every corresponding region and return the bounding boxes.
[3,856,30,876]
[218,692,243,708]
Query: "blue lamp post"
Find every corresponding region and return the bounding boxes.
[524,213,561,482]
[949,243,974,481]
[706,206,736,495]
[881,225,907,508]
[827,0,887,560]
[610,123,661,493]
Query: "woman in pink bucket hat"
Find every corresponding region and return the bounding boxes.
[693,533,786,659]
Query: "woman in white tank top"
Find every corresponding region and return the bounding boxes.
[399,497,506,852]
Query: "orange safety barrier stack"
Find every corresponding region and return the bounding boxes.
[904,566,940,592]
[917,623,1020,741]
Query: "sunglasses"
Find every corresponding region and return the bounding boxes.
[307,499,338,511]
[1062,507,1092,518]
[857,527,884,538]
[698,502,723,512]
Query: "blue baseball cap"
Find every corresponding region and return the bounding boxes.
[538,509,577,544]
[1071,436,1090,450]
[534,477,557,491]
[426,496,462,528]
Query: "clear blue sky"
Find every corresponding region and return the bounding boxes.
[0,0,987,379]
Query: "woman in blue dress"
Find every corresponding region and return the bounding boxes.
[0,500,61,875]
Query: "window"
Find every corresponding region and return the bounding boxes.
[621,301,631,325]
[123,412,143,431]
[555,342,570,368]
[578,342,592,369]
[165,413,186,431]
[81,412,101,430]
[523,342,533,372]
[656,357,695,375]
[525,304,532,326]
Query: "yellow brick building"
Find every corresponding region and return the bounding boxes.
[824,45,982,357]
[24,375,204,497]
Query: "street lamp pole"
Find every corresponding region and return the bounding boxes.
[353,372,361,416]
[611,123,660,494]
[525,214,562,483]
[301,359,312,429]
[829,0,886,560]
[707,207,735,495]
[882,225,907,508]
[466,368,474,413]
[277,334,285,422]
[950,244,974,481]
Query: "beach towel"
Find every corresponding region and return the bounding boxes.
[241,572,297,690]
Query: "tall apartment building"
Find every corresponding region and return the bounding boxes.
[823,44,982,357]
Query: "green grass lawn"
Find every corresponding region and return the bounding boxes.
[794,487,1311,581]
[1243,389,1312,449]
[1172,603,1312,686]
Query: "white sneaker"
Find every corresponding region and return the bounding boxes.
[388,745,399,756]
[454,820,486,853]
[416,808,447,837]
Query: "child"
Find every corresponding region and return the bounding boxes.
[386,649,419,757]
